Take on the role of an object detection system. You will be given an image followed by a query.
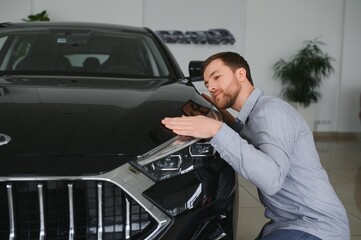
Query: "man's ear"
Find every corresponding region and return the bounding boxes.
[235,67,247,83]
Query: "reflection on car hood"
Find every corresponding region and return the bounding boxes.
[0,76,211,176]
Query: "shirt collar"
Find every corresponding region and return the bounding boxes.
[236,88,263,123]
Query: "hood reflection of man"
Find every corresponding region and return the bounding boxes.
[182,100,212,117]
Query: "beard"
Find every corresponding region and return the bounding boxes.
[212,79,241,110]
[214,92,236,109]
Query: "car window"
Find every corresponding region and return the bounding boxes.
[0,29,170,78]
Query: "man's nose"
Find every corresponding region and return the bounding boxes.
[207,83,216,92]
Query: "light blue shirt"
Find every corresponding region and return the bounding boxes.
[211,88,350,239]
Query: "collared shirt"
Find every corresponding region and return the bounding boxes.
[211,88,350,239]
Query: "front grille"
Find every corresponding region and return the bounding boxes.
[0,180,157,240]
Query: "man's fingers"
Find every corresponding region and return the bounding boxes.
[161,115,221,139]
[162,117,193,130]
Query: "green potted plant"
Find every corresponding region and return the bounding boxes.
[273,38,334,108]
[22,10,50,22]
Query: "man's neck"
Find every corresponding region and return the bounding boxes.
[233,85,255,111]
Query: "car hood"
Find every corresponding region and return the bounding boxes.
[0,76,212,176]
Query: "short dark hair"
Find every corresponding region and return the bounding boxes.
[201,52,253,85]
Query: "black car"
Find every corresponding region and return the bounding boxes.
[0,22,237,240]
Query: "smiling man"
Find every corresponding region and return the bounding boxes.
[162,52,350,240]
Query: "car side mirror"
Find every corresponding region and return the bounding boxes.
[188,61,203,82]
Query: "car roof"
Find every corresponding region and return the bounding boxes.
[0,21,150,34]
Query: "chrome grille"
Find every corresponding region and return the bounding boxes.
[0,180,157,240]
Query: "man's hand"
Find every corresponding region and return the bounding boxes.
[161,115,222,139]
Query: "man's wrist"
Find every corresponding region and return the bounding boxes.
[211,120,223,137]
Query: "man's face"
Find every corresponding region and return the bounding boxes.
[203,59,241,109]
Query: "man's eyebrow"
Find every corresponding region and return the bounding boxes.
[208,70,217,79]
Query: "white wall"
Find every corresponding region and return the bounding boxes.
[0,0,144,26]
[244,0,360,133]
[0,0,31,22]
[0,0,360,133]
[143,0,247,75]
[245,0,341,132]
[338,0,361,132]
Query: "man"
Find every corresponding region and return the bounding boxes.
[162,52,349,240]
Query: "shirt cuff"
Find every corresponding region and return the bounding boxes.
[210,123,237,150]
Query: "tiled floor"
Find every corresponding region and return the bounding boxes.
[235,136,361,240]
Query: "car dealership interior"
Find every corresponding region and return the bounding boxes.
[0,0,360,239]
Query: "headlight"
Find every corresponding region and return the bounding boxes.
[131,135,216,182]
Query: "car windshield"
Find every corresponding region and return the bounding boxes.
[0,28,170,78]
